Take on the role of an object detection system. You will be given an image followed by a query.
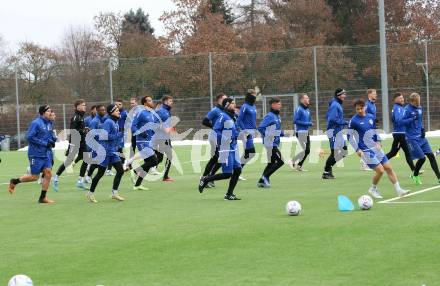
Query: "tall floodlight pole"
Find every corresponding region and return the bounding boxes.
[379,0,390,133]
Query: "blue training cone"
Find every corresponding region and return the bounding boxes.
[338,195,354,212]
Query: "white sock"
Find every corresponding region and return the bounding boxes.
[393,182,401,191]
[371,184,377,189]
[112,189,118,195]
[78,176,84,182]
[54,175,58,181]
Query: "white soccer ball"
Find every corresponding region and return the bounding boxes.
[286,200,302,216]
[358,195,374,210]
[8,275,33,286]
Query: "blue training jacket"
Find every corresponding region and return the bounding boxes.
[101,116,120,154]
[402,104,423,140]
[348,113,380,151]
[27,116,57,158]
[366,100,377,120]
[258,110,283,147]
[134,109,159,143]
[214,111,239,151]
[326,98,347,137]
[205,105,223,128]
[294,104,312,133]
[237,103,257,131]
[391,103,412,134]
[84,115,95,128]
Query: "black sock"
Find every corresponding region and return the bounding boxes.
[414,157,426,176]
[11,178,21,185]
[39,190,47,201]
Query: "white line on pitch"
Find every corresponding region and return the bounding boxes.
[378,185,440,204]
[382,201,440,204]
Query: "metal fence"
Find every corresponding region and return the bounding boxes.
[1,42,440,150]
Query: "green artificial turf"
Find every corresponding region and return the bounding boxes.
[1,139,440,286]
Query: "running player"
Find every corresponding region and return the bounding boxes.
[152,95,174,182]
[385,92,415,172]
[84,105,107,181]
[292,93,312,171]
[257,97,284,188]
[53,99,89,191]
[201,93,227,187]
[198,97,242,200]
[348,99,409,199]
[360,88,378,171]
[8,105,57,204]
[322,88,348,179]
[237,89,257,177]
[86,104,125,203]
[403,93,440,185]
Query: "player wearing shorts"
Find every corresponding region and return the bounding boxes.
[348,99,409,199]
[198,97,242,200]
[8,105,57,204]
[86,104,125,203]
[403,93,440,185]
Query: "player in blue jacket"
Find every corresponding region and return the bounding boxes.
[152,95,174,182]
[359,89,378,171]
[322,88,348,179]
[201,93,227,185]
[86,104,125,203]
[292,93,312,171]
[385,92,415,171]
[115,99,128,164]
[84,105,107,182]
[365,89,377,121]
[237,89,257,173]
[198,97,242,200]
[257,97,284,188]
[9,105,57,204]
[348,99,409,199]
[84,105,96,128]
[402,93,440,185]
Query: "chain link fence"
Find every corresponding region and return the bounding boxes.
[1,42,439,150]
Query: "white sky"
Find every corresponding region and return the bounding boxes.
[0,0,175,51]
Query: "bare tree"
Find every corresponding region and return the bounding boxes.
[94,12,123,58]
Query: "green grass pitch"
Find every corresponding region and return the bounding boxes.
[1,139,440,286]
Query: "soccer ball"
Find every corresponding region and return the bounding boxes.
[358,195,374,210]
[8,275,33,286]
[286,200,302,216]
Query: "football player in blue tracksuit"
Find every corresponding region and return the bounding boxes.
[201,93,227,184]
[348,99,409,199]
[237,89,257,173]
[385,92,415,171]
[84,105,96,129]
[322,88,349,179]
[257,97,284,188]
[9,105,57,204]
[127,95,164,191]
[84,105,107,181]
[115,99,128,165]
[199,97,242,200]
[402,93,440,185]
[86,104,125,203]
[152,95,174,181]
[366,89,377,121]
[360,89,378,171]
[292,93,312,171]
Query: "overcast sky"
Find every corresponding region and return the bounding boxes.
[0,0,175,51]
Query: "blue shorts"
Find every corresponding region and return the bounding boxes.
[137,142,155,159]
[100,153,121,167]
[362,148,389,169]
[219,150,241,174]
[29,156,52,175]
[407,138,432,160]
